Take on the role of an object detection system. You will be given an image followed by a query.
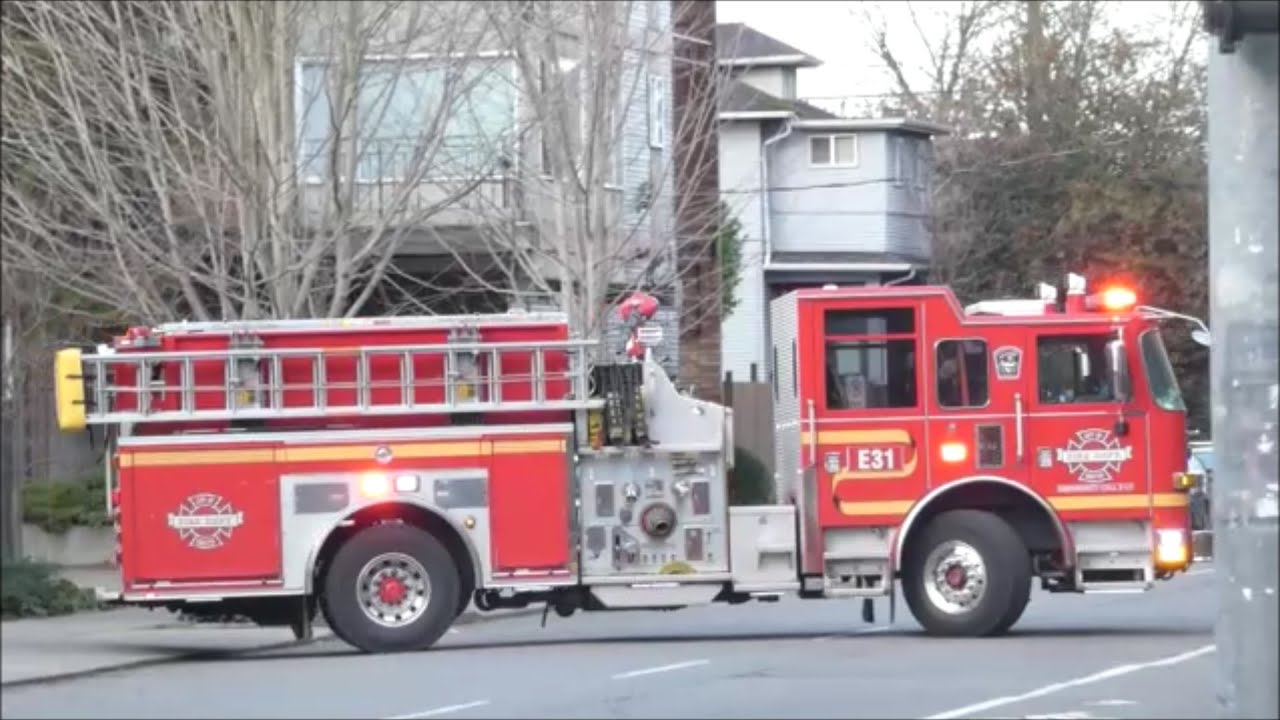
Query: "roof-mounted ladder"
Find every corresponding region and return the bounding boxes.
[66,338,603,426]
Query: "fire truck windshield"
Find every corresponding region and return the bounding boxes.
[1139,329,1186,412]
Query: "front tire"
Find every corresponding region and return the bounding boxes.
[902,510,1031,637]
[321,523,460,653]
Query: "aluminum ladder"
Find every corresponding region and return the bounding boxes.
[71,337,603,426]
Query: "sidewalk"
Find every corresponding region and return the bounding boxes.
[2,565,538,687]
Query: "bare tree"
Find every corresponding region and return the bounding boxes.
[3,0,733,364]
[359,1,734,355]
[865,0,1211,426]
[1,0,510,323]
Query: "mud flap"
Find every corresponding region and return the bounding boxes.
[859,584,898,627]
[888,579,897,625]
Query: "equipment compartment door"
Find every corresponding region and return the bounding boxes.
[120,447,283,583]
[485,433,573,574]
[926,331,1028,488]
[1023,329,1150,512]
[804,299,928,526]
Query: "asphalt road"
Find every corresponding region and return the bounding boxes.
[1,566,1219,720]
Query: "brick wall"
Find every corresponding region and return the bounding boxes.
[671,0,722,403]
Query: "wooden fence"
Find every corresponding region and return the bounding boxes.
[723,366,775,497]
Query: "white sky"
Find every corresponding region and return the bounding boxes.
[714,1,1200,102]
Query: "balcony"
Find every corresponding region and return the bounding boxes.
[298,135,516,232]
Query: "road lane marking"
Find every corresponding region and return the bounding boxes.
[1018,707,1111,712]
[386,700,490,719]
[924,644,1216,719]
[1186,568,1214,576]
[612,659,709,679]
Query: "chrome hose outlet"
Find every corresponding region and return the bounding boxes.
[639,502,677,539]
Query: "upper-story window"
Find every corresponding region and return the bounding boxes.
[297,57,516,183]
[891,136,917,187]
[809,134,858,168]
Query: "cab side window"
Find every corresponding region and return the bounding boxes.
[936,339,989,408]
[824,308,917,409]
[1037,334,1114,404]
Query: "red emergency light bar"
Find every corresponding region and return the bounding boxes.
[967,274,1138,318]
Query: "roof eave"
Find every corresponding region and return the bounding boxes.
[717,54,822,69]
[791,117,954,136]
[719,110,795,121]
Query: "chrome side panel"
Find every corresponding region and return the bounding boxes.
[281,469,492,594]
[577,356,731,584]
[769,293,802,506]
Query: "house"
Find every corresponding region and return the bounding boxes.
[715,23,950,383]
[292,1,689,370]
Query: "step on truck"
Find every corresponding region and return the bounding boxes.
[53,273,1209,652]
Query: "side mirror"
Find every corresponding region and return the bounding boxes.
[1106,338,1131,403]
[1190,329,1211,347]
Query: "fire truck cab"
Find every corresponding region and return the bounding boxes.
[770,274,1201,636]
[51,274,1204,653]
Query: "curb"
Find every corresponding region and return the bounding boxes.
[1,605,545,689]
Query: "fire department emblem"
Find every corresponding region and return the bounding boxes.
[1055,429,1133,484]
[167,493,244,550]
[993,346,1022,380]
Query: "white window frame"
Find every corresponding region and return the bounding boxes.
[647,73,667,150]
[808,133,859,168]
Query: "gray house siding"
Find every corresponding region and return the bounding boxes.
[768,130,888,255]
[767,129,932,261]
[731,67,793,99]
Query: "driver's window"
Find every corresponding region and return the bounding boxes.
[1036,334,1115,404]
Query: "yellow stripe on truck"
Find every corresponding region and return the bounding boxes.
[837,492,1190,517]
[54,348,87,432]
[118,439,568,467]
[1049,493,1188,511]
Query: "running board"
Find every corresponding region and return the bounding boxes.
[1081,583,1153,594]
[824,586,891,599]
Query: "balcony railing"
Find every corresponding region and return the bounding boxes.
[800,94,913,120]
[299,134,512,184]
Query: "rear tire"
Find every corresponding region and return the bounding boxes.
[322,523,460,653]
[902,510,1031,637]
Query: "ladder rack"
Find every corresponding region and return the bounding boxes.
[74,339,603,426]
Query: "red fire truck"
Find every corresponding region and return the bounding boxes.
[53,273,1205,653]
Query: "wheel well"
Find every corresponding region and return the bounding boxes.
[897,481,1070,576]
[312,502,478,603]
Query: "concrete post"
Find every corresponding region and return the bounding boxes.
[1204,2,1279,717]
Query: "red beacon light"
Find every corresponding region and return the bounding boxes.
[1086,286,1138,312]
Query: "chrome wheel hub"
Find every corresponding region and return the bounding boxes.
[923,540,987,614]
[357,552,431,628]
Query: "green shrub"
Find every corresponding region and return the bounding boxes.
[729,446,774,505]
[1,558,100,619]
[21,471,111,534]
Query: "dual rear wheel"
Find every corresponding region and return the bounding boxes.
[902,510,1032,637]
